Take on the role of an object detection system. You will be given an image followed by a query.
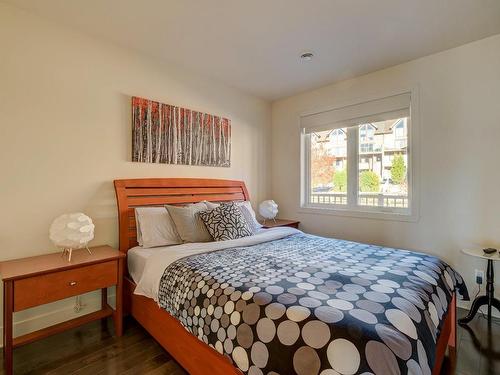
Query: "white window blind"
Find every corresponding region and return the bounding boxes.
[301,92,411,133]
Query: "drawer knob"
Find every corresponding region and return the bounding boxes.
[69,281,77,286]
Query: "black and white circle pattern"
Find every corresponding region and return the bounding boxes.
[159,233,468,375]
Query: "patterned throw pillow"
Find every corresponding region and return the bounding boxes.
[203,200,262,234]
[198,202,253,241]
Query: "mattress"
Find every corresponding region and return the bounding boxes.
[129,228,281,286]
[135,228,469,375]
[127,246,155,284]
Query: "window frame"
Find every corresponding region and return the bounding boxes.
[299,88,419,222]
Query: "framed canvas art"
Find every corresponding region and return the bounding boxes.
[132,97,231,167]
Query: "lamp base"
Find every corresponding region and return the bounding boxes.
[262,218,277,225]
[61,246,92,262]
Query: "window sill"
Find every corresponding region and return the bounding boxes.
[298,205,419,222]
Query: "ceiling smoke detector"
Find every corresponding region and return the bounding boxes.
[300,52,314,62]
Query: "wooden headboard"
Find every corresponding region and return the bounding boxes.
[114,178,250,254]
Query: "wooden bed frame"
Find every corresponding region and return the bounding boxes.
[114,178,456,375]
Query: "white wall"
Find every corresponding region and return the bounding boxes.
[272,34,500,311]
[2,1,499,340]
[0,3,271,336]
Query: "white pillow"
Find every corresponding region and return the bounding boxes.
[203,200,262,233]
[165,202,213,243]
[238,201,263,233]
[204,200,220,210]
[135,207,182,248]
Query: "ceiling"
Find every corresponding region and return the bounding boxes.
[4,0,500,100]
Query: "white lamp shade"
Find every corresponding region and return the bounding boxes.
[49,213,95,249]
[259,200,278,220]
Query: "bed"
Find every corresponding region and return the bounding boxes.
[114,178,468,375]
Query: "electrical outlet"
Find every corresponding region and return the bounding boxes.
[475,269,484,285]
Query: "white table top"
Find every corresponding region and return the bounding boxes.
[462,248,500,261]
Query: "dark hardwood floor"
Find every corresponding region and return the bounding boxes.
[456,308,500,375]
[1,309,498,374]
[0,317,187,375]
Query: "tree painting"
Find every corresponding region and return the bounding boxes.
[132,97,231,167]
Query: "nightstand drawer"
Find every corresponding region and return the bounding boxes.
[13,261,117,311]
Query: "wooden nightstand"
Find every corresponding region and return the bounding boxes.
[0,246,125,375]
[260,219,300,229]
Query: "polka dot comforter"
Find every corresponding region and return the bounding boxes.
[158,233,469,375]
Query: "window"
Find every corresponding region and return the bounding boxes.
[360,143,374,153]
[330,129,346,156]
[394,120,405,138]
[357,118,408,209]
[331,128,345,144]
[309,127,347,205]
[301,92,414,218]
[394,119,407,148]
[360,124,375,142]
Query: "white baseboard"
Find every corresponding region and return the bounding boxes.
[0,292,116,348]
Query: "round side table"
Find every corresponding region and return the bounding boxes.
[458,248,500,325]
